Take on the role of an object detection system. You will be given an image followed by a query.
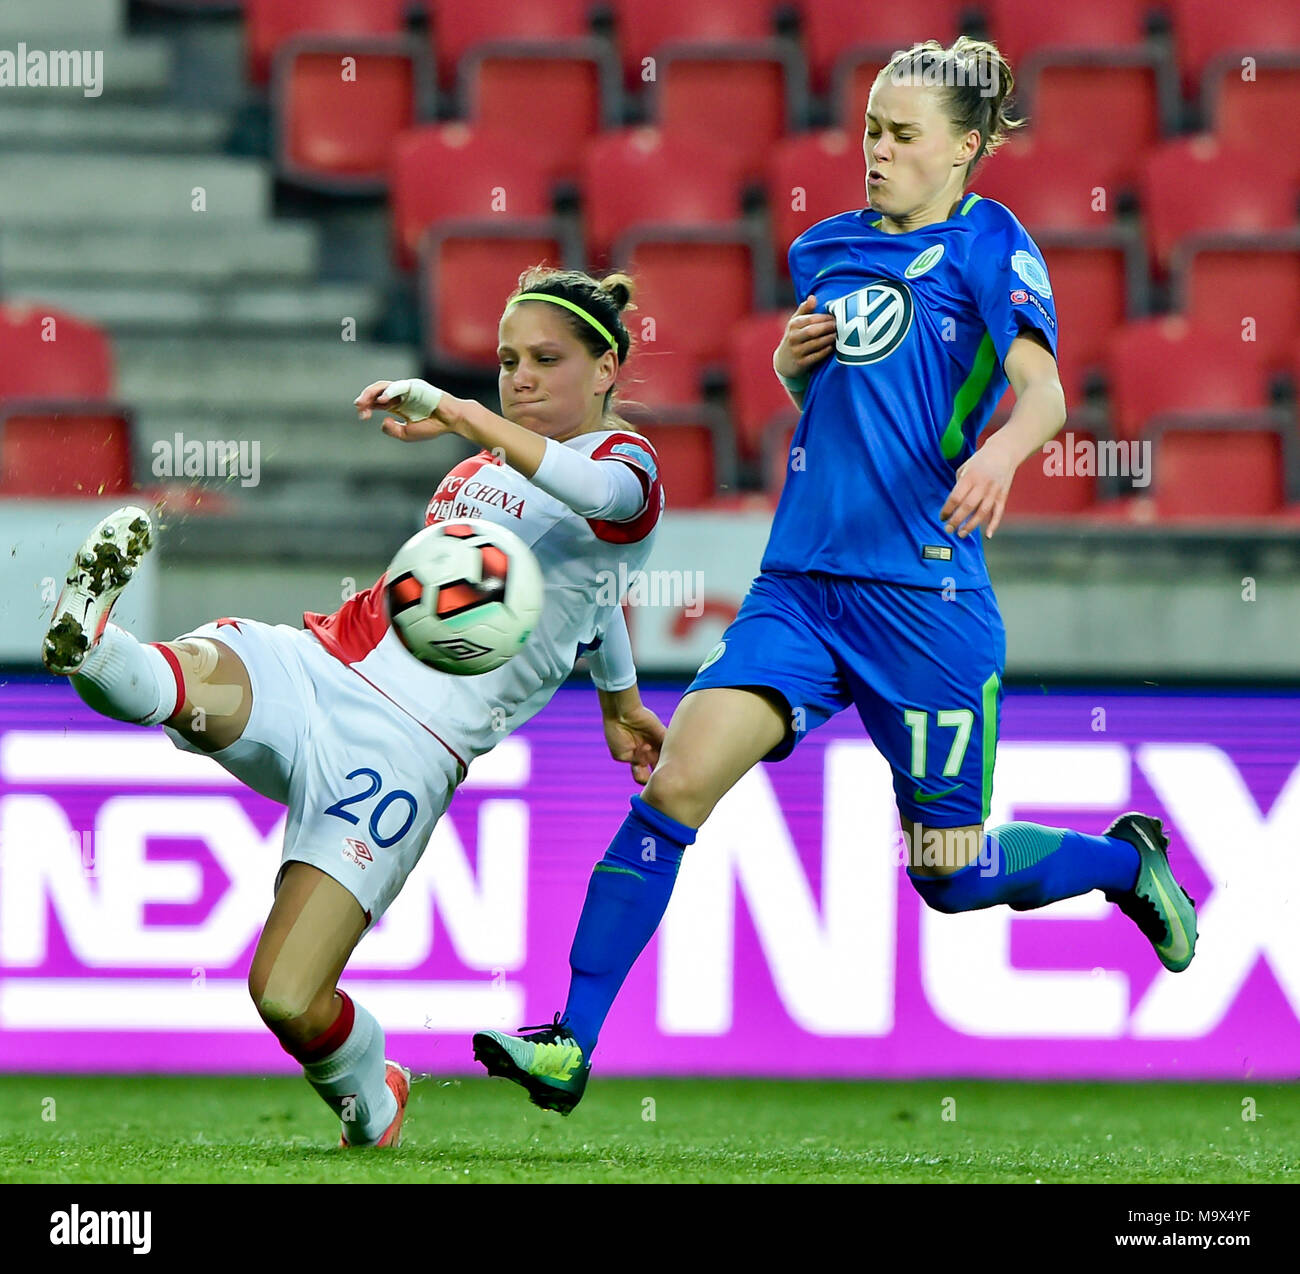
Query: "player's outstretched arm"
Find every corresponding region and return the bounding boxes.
[355,378,648,523]
[355,377,548,475]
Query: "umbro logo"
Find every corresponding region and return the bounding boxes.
[343,837,373,868]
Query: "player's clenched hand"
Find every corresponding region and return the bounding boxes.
[354,378,454,441]
[603,704,666,786]
[941,433,1018,539]
[774,295,838,379]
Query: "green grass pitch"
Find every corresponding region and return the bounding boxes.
[0,1075,1295,1184]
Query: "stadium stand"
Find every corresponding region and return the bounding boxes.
[1,0,1297,527]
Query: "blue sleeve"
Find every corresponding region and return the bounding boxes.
[789,234,810,300]
[969,216,1059,366]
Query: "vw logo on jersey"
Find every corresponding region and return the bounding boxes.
[1011,250,1052,298]
[828,279,914,365]
[904,243,945,279]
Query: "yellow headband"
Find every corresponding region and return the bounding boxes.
[508,292,618,351]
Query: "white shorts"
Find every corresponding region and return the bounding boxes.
[163,618,460,930]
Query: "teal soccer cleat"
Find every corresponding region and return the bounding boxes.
[473,1014,591,1115]
[1103,812,1198,973]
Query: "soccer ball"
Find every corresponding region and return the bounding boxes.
[385,519,544,674]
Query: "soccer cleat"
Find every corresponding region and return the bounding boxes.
[1103,812,1197,973]
[339,1060,410,1148]
[42,506,154,675]
[472,1013,590,1115]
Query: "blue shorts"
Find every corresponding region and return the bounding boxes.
[688,571,1006,827]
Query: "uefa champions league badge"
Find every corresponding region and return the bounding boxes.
[1010,250,1052,298]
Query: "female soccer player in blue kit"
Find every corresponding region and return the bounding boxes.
[474,37,1199,1112]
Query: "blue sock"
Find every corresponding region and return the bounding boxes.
[908,822,1140,914]
[562,794,694,1057]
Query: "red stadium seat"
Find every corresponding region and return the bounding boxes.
[0,305,114,399]
[424,0,590,90]
[655,49,798,182]
[633,419,721,508]
[1150,423,1287,519]
[1038,237,1137,402]
[985,0,1150,69]
[421,221,566,371]
[1021,60,1165,188]
[793,0,964,94]
[390,124,553,271]
[1205,56,1300,183]
[463,47,612,182]
[969,136,1127,231]
[766,131,868,277]
[608,0,772,86]
[1001,429,1101,518]
[1175,237,1300,369]
[727,312,798,460]
[0,407,132,498]
[274,38,423,193]
[1140,137,1297,276]
[1108,317,1269,442]
[619,231,758,367]
[580,128,746,268]
[246,0,406,86]
[1169,0,1300,97]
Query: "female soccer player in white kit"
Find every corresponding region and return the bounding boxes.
[40,268,667,1147]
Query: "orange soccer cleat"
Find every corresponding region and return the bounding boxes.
[339,1061,411,1148]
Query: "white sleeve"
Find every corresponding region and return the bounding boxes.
[586,605,637,692]
[530,437,648,521]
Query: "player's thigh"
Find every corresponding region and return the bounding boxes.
[160,636,252,752]
[248,862,367,1029]
[900,816,987,877]
[846,582,1005,833]
[643,686,790,827]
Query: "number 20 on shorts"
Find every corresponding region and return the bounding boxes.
[323,767,419,848]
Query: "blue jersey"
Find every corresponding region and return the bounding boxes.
[761,193,1059,589]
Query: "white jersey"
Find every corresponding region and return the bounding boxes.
[302,428,663,778]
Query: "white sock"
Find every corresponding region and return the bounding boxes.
[300,994,396,1144]
[70,624,180,726]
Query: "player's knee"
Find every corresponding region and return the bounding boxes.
[909,876,966,913]
[642,761,714,828]
[248,961,315,1028]
[168,638,248,720]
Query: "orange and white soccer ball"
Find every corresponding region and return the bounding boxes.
[385,519,544,674]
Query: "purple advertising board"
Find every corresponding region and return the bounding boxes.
[0,680,1296,1078]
